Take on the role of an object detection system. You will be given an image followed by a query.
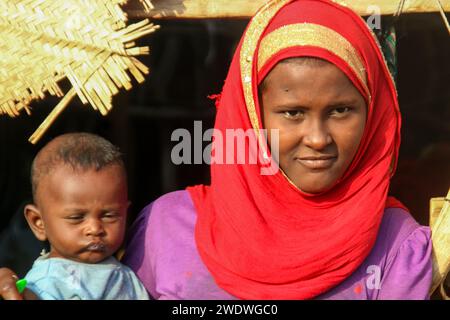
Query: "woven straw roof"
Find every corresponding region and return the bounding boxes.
[0,0,158,143]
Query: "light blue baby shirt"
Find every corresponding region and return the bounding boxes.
[25,254,149,300]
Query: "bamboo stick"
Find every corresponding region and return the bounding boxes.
[124,0,450,19]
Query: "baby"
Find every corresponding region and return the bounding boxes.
[23,132,149,300]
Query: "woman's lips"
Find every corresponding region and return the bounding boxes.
[296,156,337,170]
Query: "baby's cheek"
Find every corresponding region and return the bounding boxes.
[107,223,124,242]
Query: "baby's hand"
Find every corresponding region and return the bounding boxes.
[0,268,22,300]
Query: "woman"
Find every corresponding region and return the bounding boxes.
[0,0,431,300]
[121,0,431,299]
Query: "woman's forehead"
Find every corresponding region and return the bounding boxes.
[263,61,357,95]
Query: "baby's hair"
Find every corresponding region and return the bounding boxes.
[259,56,329,92]
[31,132,124,202]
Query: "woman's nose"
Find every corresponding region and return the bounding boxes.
[302,119,332,151]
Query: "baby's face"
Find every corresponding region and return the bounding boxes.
[36,164,128,264]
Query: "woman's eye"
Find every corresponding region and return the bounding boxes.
[283,110,303,119]
[330,107,352,117]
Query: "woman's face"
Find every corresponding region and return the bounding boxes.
[260,59,367,193]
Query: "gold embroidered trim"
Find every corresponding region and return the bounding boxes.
[239,0,299,189]
[257,23,369,96]
[239,0,290,135]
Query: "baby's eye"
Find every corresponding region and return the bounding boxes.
[102,212,119,221]
[283,110,304,119]
[67,215,83,219]
[65,215,84,223]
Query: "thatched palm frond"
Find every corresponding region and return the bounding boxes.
[430,189,450,298]
[0,0,158,143]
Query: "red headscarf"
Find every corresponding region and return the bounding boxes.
[188,0,403,299]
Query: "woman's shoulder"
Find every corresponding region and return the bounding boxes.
[123,190,232,299]
[142,189,194,213]
[154,189,194,208]
[123,190,196,265]
[138,190,196,227]
[321,207,432,300]
[370,207,432,299]
[125,189,196,253]
[378,207,431,257]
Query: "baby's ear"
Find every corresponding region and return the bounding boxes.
[24,204,47,242]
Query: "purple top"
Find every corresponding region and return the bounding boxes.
[123,190,432,300]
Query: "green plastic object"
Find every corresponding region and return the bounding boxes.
[16,279,27,294]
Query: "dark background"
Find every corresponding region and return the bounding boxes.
[0,14,449,278]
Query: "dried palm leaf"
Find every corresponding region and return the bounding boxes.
[430,189,450,297]
[0,0,159,144]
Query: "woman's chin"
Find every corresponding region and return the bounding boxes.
[292,178,337,194]
[297,186,327,194]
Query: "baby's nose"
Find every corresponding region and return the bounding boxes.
[86,219,106,237]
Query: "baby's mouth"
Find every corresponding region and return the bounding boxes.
[84,242,106,252]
